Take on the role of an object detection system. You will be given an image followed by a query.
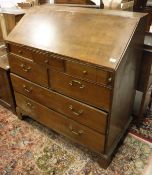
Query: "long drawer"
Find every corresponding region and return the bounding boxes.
[11,74,107,134]
[50,70,111,111]
[8,53,48,87]
[15,92,105,153]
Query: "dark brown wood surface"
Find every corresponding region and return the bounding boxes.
[138,49,152,92]
[0,70,12,106]
[6,6,147,168]
[135,32,152,123]
[32,50,65,71]
[106,15,147,152]
[8,53,48,87]
[8,44,33,60]
[11,73,108,134]
[133,0,152,31]
[66,61,113,85]
[50,69,111,111]
[0,55,15,112]
[5,5,146,70]
[15,92,105,153]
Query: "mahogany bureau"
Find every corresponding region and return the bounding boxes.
[5,6,147,168]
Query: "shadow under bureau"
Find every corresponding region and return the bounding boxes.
[5,5,147,168]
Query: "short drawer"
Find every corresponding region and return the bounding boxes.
[11,74,108,134]
[32,51,65,71]
[9,54,48,87]
[50,70,111,111]
[15,92,105,153]
[66,61,96,82]
[8,44,33,60]
[66,61,113,85]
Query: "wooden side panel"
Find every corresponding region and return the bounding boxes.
[105,16,147,153]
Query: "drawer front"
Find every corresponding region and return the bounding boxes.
[96,69,113,85]
[8,44,33,60]
[50,70,111,111]
[11,74,107,134]
[66,61,113,85]
[9,54,48,87]
[32,51,65,71]
[15,92,105,153]
[66,61,96,82]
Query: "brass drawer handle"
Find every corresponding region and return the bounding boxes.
[83,70,87,74]
[69,105,83,116]
[44,59,49,64]
[69,80,85,89]
[108,77,112,83]
[26,102,34,109]
[18,50,23,54]
[23,84,32,93]
[69,124,83,136]
[20,64,31,72]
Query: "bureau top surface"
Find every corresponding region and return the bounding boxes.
[6,5,146,70]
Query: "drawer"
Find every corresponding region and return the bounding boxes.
[11,74,108,134]
[96,69,113,85]
[66,61,113,85]
[32,51,65,71]
[9,54,48,87]
[66,61,96,82]
[8,44,33,60]
[15,92,105,153]
[50,70,111,111]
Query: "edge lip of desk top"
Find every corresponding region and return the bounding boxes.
[5,5,147,71]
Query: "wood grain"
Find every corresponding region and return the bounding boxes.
[50,69,111,111]
[11,73,108,134]
[8,53,48,87]
[15,92,105,153]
